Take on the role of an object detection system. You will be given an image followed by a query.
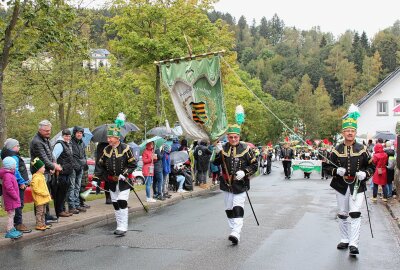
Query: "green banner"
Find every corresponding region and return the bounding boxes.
[160,56,227,141]
[292,160,322,173]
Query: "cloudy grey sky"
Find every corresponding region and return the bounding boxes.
[213,0,400,38]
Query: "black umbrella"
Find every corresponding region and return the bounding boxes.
[373,131,396,141]
[91,122,140,143]
[169,151,189,165]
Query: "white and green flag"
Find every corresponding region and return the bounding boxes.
[160,56,227,141]
[292,160,322,173]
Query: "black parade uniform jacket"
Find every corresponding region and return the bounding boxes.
[94,143,137,192]
[329,141,375,195]
[213,142,258,194]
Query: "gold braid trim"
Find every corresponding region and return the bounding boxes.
[102,144,130,158]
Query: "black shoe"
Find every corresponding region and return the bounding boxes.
[157,195,166,201]
[114,230,126,236]
[81,203,91,209]
[349,246,359,255]
[288,176,291,179]
[228,235,238,245]
[46,214,58,221]
[337,242,349,249]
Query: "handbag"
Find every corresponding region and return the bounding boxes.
[377,167,383,175]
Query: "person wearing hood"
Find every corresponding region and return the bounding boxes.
[142,142,158,202]
[371,143,388,202]
[1,138,31,233]
[0,157,23,239]
[193,140,212,189]
[68,126,87,214]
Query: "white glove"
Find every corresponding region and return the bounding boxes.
[118,174,126,181]
[235,170,245,181]
[356,171,366,181]
[336,167,346,177]
[91,181,98,187]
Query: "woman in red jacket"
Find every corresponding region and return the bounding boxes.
[372,143,388,202]
[142,142,157,202]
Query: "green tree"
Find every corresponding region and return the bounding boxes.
[295,74,316,138]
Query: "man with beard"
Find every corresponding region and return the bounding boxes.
[329,105,375,256]
[213,124,258,245]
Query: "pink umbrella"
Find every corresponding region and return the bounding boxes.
[393,104,400,113]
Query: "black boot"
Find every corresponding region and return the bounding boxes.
[337,242,349,249]
[105,192,112,204]
[349,245,359,255]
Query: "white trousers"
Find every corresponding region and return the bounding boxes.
[336,187,364,247]
[110,186,130,232]
[223,191,246,240]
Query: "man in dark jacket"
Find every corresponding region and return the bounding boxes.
[329,108,375,256]
[153,148,164,200]
[68,126,87,214]
[30,120,61,223]
[52,129,74,218]
[194,140,212,189]
[213,124,258,245]
[1,138,31,233]
[280,143,294,179]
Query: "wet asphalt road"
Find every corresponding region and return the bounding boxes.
[1,162,400,270]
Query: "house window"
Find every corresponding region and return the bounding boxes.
[377,101,388,115]
[394,99,400,115]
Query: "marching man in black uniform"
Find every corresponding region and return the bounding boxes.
[329,105,374,256]
[92,121,137,236]
[213,124,258,245]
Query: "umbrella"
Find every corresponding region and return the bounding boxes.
[50,127,93,146]
[139,136,166,152]
[393,104,400,113]
[169,151,189,165]
[373,131,396,141]
[148,126,182,137]
[128,142,141,160]
[91,122,140,143]
[246,142,256,148]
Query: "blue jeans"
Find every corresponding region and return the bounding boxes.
[68,169,83,209]
[145,176,153,198]
[176,175,185,190]
[386,183,393,197]
[154,171,164,197]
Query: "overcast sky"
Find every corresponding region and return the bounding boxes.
[213,0,400,38]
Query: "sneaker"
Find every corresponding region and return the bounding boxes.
[146,198,157,203]
[35,225,47,231]
[77,207,87,212]
[371,197,377,203]
[337,242,349,249]
[81,203,91,209]
[69,208,80,214]
[349,245,359,255]
[177,189,188,193]
[58,211,71,217]
[15,224,32,233]
[4,229,22,239]
[382,198,388,203]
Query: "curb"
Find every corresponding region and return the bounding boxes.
[0,186,218,249]
[385,201,400,230]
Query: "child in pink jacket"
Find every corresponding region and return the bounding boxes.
[0,157,22,239]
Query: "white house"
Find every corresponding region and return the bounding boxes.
[356,67,400,138]
[83,49,111,70]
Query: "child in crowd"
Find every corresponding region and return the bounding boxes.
[0,157,22,239]
[30,158,52,231]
